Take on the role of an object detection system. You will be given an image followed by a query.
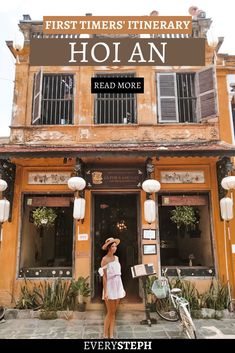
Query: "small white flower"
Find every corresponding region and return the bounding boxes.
[52,270,56,275]
[59,271,63,275]
[66,271,70,275]
[35,271,39,276]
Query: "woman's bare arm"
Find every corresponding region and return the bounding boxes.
[101,257,108,300]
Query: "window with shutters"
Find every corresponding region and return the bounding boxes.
[157,67,217,123]
[94,73,137,124]
[32,71,74,125]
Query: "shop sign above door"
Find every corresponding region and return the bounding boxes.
[28,172,71,184]
[160,171,205,184]
[86,168,144,189]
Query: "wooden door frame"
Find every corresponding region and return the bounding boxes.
[91,191,141,300]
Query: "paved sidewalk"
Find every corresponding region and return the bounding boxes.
[0,317,235,339]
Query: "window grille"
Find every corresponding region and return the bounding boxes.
[32,73,74,125]
[157,67,217,123]
[94,73,137,124]
[176,73,196,123]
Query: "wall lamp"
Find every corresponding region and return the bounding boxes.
[142,179,161,224]
[220,175,235,311]
[67,176,86,221]
[0,179,10,243]
[13,29,24,64]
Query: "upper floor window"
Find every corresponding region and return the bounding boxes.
[157,67,217,123]
[32,71,74,125]
[94,73,137,124]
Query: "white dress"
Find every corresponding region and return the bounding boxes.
[99,256,126,300]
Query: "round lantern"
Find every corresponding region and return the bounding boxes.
[221,176,235,190]
[144,199,156,224]
[220,197,233,221]
[13,30,24,51]
[68,177,86,191]
[0,179,8,192]
[142,179,161,193]
[73,197,86,220]
[0,199,10,223]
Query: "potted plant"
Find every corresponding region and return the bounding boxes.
[32,207,57,228]
[70,276,91,312]
[170,206,199,230]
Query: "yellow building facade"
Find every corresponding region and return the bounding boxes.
[0,13,235,309]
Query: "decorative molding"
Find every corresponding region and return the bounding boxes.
[160,171,205,184]
[25,130,75,142]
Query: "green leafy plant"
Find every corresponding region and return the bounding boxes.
[200,278,230,310]
[32,207,57,228]
[170,206,199,230]
[145,275,158,311]
[70,276,91,304]
[16,278,73,312]
[170,277,200,310]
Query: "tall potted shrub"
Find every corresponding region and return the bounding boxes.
[70,276,91,311]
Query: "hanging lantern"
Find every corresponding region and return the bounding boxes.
[0,179,8,192]
[73,197,86,220]
[0,199,10,223]
[13,30,25,51]
[68,176,86,191]
[142,179,161,193]
[221,176,235,190]
[220,197,233,221]
[144,199,156,224]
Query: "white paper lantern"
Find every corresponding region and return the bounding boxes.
[13,30,25,51]
[220,197,233,221]
[68,177,86,191]
[142,179,161,193]
[144,199,156,224]
[73,197,86,220]
[0,179,8,192]
[0,199,10,223]
[221,176,235,190]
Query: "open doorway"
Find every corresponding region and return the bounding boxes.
[92,193,140,302]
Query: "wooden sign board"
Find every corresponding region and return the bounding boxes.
[86,168,144,189]
[162,195,207,206]
[26,197,72,207]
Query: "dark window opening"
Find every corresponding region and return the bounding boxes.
[95,73,137,124]
[32,74,74,125]
[158,193,214,269]
[19,194,74,276]
[176,73,196,122]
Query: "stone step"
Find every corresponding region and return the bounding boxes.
[4,308,147,323]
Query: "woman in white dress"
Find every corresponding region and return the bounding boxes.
[99,237,126,339]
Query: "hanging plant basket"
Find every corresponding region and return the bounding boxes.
[32,207,57,228]
[170,206,198,230]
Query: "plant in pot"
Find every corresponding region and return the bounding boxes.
[32,207,57,228]
[70,276,91,312]
[32,207,57,237]
[170,206,199,232]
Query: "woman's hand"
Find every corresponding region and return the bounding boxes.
[104,291,108,300]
